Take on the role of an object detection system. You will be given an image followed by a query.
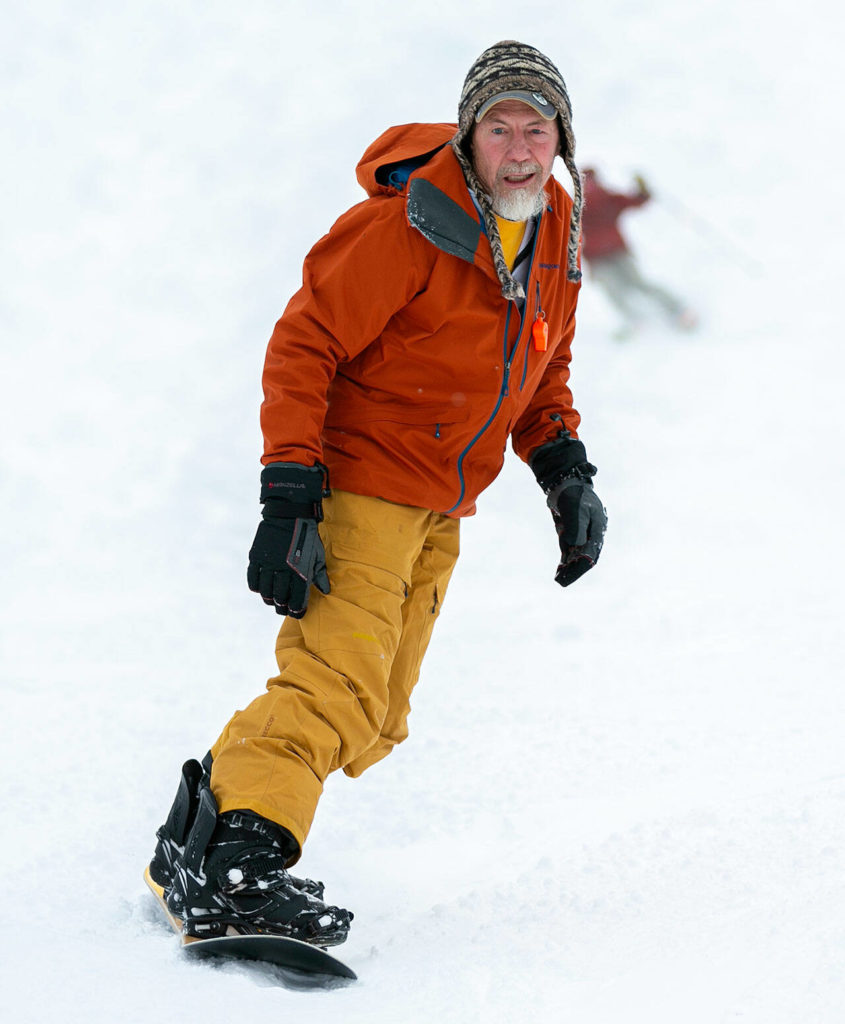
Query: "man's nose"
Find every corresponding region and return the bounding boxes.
[505,132,532,161]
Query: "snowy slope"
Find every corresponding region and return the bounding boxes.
[3,1,845,1021]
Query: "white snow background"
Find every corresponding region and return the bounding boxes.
[2,1,844,1021]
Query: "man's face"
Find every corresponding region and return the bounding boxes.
[471,99,560,219]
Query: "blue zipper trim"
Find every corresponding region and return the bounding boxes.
[445,212,544,515]
[446,304,514,514]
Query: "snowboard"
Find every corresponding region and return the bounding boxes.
[144,865,356,983]
[182,933,357,981]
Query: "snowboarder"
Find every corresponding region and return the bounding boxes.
[146,40,607,951]
[581,166,696,336]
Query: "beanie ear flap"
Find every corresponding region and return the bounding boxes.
[558,116,582,283]
[556,117,568,158]
[564,152,583,283]
[450,136,525,301]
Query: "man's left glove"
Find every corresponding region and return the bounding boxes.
[633,173,651,198]
[530,434,607,587]
[247,462,330,618]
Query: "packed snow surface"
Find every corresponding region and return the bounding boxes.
[3,1,844,1021]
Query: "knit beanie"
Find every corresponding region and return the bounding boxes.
[452,40,582,296]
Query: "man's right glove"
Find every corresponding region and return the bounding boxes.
[247,462,330,618]
[633,173,651,198]
[530,434,608,587]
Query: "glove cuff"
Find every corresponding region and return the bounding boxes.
[529,436,590,493]
[260,462,330,520]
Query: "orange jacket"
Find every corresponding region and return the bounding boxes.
[260,122,583,517]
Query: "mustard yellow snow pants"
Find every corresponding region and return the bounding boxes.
[209,490,460,855]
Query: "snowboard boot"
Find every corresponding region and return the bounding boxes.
[144,755,326,932]
[169,786,353,948]
[144,756,209,932]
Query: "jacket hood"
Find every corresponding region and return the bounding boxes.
[354,120,575,300]
[356,123,457,197]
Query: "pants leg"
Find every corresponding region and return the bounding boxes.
[209,491,459,853]
[591,253,685,325]
[621,254,686,318]
[344,508,459,776]
[589,254,644,326]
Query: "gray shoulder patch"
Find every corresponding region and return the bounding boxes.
[407,178,481,264]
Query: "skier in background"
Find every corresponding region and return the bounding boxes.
[145,41,607,950]
[581,166,696,337]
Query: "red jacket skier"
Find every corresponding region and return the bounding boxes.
[580,166,695,334]
[581,167,650,261]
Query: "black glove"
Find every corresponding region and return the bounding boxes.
[530,434,607,587]
[633,173,651,198]
[247,462,331,618]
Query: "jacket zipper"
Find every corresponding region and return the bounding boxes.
[446,213,544,514]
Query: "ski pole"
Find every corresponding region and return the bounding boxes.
[648,185,765,278]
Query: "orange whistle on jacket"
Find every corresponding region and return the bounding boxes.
[532,311,549,351]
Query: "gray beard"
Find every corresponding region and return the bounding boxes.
[491,187,548,221]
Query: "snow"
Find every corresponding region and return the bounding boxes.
[2,1,844,1020]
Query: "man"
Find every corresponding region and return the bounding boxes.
[145,40,606,949]
[581,166,696,335]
